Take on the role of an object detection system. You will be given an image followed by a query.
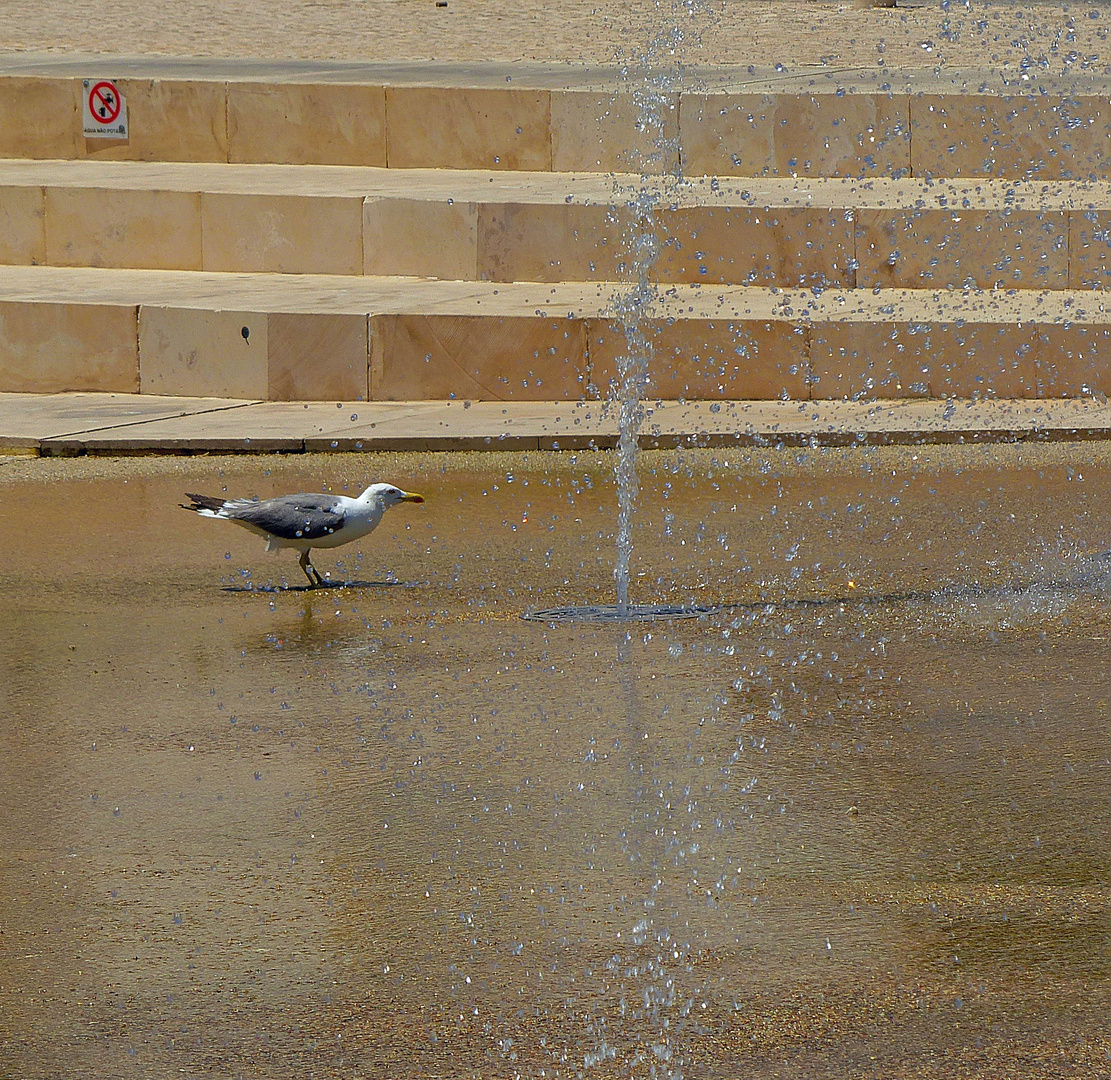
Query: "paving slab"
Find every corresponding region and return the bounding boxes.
[0,390,260,449]
[6,392,1111,456]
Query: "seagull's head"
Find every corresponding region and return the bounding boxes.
[363,483,425,508]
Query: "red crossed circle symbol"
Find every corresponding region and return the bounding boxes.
[88,81,121,125]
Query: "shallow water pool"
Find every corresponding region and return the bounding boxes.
[1,445,1109,1078]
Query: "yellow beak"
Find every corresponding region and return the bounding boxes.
[401,492,425,503]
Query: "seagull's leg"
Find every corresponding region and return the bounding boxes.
[299,549,325,588]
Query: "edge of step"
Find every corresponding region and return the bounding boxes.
[6,160,1111,210]
[4,57,1111,178]
[3,269,1109,403]
[4,55,1111,95]
[2,266,1109,322]
[5,394,1111,456]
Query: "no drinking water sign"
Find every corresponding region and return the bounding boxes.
[82,79,128,138]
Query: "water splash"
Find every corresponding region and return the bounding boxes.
[926,539,1111,631]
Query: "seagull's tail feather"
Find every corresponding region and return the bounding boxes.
[181,492,228,516]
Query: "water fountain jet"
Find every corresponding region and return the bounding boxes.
[522,3,717,627]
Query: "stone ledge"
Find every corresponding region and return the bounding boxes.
[8,159,1111,208]
[3,265,1110,322]
[6,393,1111,457]
[3,164,1110,286]
[4,269,1111,400]
[4,56,1110,96]
[3,63,1111,177]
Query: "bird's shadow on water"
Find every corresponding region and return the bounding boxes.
[221,579,428,593]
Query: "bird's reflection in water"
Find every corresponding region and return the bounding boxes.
[234,596,361,658]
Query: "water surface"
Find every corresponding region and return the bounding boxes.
[1,445,1109,1078]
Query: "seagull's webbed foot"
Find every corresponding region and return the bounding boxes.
[299,550,327,588]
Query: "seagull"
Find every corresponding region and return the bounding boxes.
[182,482,424,587]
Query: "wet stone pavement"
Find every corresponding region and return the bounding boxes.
[0,445,1109,1079]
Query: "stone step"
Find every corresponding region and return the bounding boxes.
[2,57,1109,179]
[2,160,1109,289]
[6,391,1111,456]
[2,265,1109,402]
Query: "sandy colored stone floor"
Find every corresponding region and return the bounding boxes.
[0,1,1104,72]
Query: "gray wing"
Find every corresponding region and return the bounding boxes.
[226,493,347,541]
